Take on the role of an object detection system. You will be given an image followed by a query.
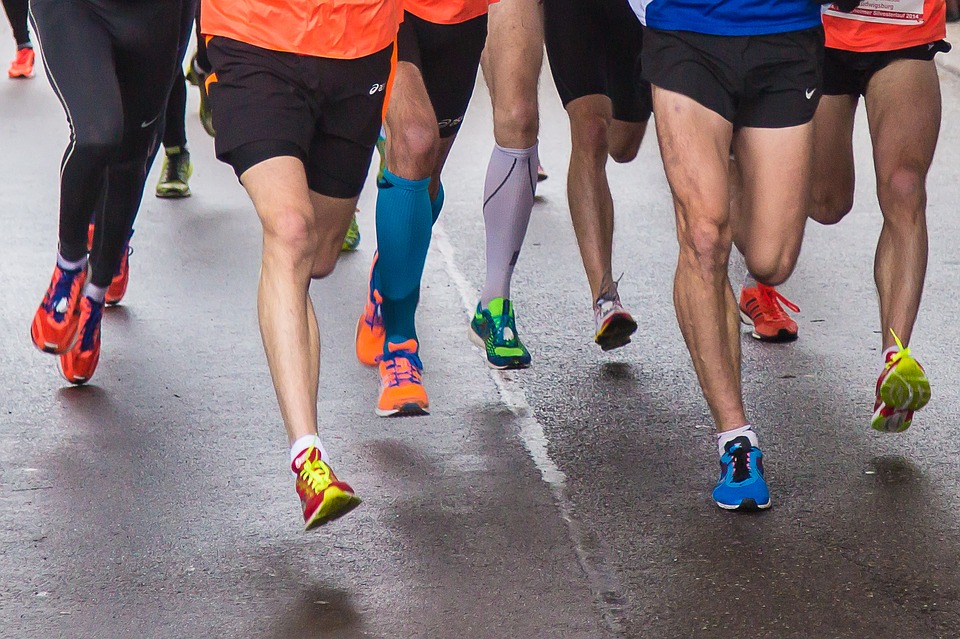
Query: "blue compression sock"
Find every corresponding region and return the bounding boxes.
[372,181,444,305]
[376,169,432,351]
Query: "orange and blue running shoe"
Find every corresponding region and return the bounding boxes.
[739,283,800,343]
[872,330,931,433]
[355,253,385,366]
[293,446,361,531]
[89,223,133,305]
[377,339,429,417]
[31,264,87,354]
[7,46,34,79]
[58,296,103,385]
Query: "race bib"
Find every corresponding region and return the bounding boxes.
[823,0,924,25]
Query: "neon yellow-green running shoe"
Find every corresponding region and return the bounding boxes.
[155,147,193,198]
[871,330,931,433]
[468,297,531,369]
[341,211,361,252]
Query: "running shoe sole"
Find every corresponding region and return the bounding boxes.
[375,402,430,418]
[304,486,362,531]
[595,313,638,351]
[715,497,771,512]
[467,325,530,370]
[56,358,89,385]
[739,310,798,343]
[871,407,912,433]
[879,358,931,412]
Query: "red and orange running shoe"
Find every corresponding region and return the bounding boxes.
[293,446,361,531]
[58,296,104,385]
[872,331,931,433]
[31,265,87,354]
[355,252,385,366]
[739,283,800,343]
[8,47,34,79]
[376,339,429,417]
[88,224,132,305]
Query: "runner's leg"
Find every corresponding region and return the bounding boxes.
[653,86,747,430]
[865,59,940,348]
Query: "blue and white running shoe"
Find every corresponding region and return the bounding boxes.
[712,436,771,511]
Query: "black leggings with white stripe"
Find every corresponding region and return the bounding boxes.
[30,0,181,287]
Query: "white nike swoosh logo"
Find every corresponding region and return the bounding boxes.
[140,116,159,129]
[805,88,816,99]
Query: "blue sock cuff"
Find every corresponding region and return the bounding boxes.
[431,182,445,223]
[380,168,430,191]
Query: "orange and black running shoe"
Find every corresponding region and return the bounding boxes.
[739,284,799,343]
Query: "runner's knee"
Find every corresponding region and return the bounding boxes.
[745,250,797,287]
[810,188,854,225]
[571,113,610,161]
[388,121,439,179]
[679,218,730,277]
[493,99,539,148]
[261,205,320,267]
[878,166,926,219]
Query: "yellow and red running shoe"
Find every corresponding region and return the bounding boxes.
[31,264,87,354]
[355,253,385,366]
[872,331,931,433]
[58,296,103,385]
[376,339,429,417]
[739,284,800,343]
[293,446,361,531]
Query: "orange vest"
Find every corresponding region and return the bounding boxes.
[201,0,400,59]
[822,0,945,52]
[405,0,495,25]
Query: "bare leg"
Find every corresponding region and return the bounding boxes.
[652,87,745,431]
[866,59,940,349]
[809,94,859,225]
[241,156,356,444]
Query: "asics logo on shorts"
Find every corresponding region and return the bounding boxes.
[438,116,464,129]
[369,83,386,95]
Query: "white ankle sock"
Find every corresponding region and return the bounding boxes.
[82,283,107,304]
[290,434,327,467]
[57,253,87,272]
[717,425,758,456]
[744,272,758,289]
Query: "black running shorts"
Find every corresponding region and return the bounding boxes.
[398,11,487,138]
[206,36,393,198]
[544,0,651,122]
[642,27,825,129]
[823,40,951,97]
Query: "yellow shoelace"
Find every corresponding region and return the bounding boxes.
[885,329,911,370]
[298,448,330,494]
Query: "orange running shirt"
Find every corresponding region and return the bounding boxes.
[822,0,945,52]
[404,0,495,25]
[201,0,400,59]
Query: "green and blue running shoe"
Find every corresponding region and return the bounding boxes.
[468,298,531,370]
[341,211,361,252]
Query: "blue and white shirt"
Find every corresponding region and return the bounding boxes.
[630,0,822,36]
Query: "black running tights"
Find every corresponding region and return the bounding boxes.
[2,0,29,47]
[31,0,181,287]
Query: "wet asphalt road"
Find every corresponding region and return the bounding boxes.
[4,22,960,639]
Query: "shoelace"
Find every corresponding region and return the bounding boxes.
[884,329,911,370]
[47,268,81,313]
[729,443,752,483]
[384,354,423,387]
[756,285,800,321]
[298,449,330,494]
[162,153,188,183]
[79,301,103,351]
